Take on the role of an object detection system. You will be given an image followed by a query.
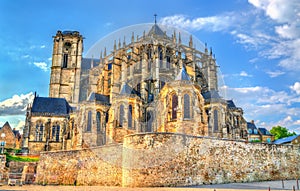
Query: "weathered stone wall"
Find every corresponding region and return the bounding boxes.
[36,144,123,186]
[35,133,300,187]
[122,133,300,187]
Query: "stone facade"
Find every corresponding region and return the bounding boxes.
[36,133,300,187]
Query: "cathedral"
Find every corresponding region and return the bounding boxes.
[22,23,248,154]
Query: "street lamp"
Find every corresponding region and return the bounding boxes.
[1,133,5,154]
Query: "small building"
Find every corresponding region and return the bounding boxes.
[258,127,274,143]
[273,135,300,145]
[0,122,22,149]
[22,96,73,154]
[247,120,261,142]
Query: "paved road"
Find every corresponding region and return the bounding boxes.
[0,180,298,191]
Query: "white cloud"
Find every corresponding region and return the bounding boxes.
[247,0,300,71]
[33,61,48,72]
[222,84,300,132]
[248,0,300,23]
[40,45,46,48]
[266,70,285,78]
[159,13,237,32]
[290,82,300,95]
[0,92,34,116]
[240,71,252,77]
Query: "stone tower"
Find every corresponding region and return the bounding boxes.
[49,30,83,105]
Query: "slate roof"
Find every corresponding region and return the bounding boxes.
[88,92,110,104]
[81,58,100,70]
[148,24,167,37]
[175,67,191,81]
[247,122,259,135]
[227,100,236,108]
[258,127,272,135]
[273,135,299,144]
[119,83,140,96]
[31,97,71,116]
[202,90,221,100]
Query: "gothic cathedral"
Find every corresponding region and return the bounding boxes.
[22,23,248,154]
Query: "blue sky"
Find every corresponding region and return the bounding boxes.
[0,0,300,133]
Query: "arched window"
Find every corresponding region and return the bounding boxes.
[35,123,44,142]
[213,110,218,132]
[128,104,133,129]
[183,94,191,119]
[171,94,178,120]
[63,54,68,68]
[87,111,92,132]
[52,124,60,142]
[96,111,101,132]
[119,104,125,127]
[146,111,153,132]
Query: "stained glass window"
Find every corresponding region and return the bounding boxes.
[184,94,191,119]
[172,94,178,120]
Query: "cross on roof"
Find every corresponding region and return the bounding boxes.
[154,14,157,24]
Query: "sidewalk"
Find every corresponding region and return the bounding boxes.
[0,180,298,191]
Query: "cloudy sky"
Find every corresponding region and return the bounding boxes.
[0,0,300,133]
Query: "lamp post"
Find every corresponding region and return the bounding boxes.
[1,133,5,154]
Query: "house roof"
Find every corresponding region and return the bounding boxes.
[273,135,299,144]
[31,97,71,116]
[258,127,272,135]
[247,122,260,135]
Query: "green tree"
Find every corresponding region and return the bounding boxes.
[270,126,296,140]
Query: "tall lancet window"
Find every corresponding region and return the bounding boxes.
[87,111,92,132]
[96,111,101,132]
[119,104,125,127]
[63,54,68,68]
[183,94,191,119]
[52,124,60,142]
[213,110,219,132]
[171,94,178,120]
[35,123,44,142]
[128,104,133,129]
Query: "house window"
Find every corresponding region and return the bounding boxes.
[128,104,133,129]
[171,94,178,120]
[184,94,191,119]
[254,129,258,134]
[63,54,68,68]
[119,104,125,127]
[87,111,92,132]
[52,124,60,142]
[96,111,101,132]
[213,110,218,132]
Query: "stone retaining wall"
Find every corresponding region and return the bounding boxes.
[36,144,123,186]
[36,133,300,187]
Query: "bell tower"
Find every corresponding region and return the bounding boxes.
[49,30,83,105]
